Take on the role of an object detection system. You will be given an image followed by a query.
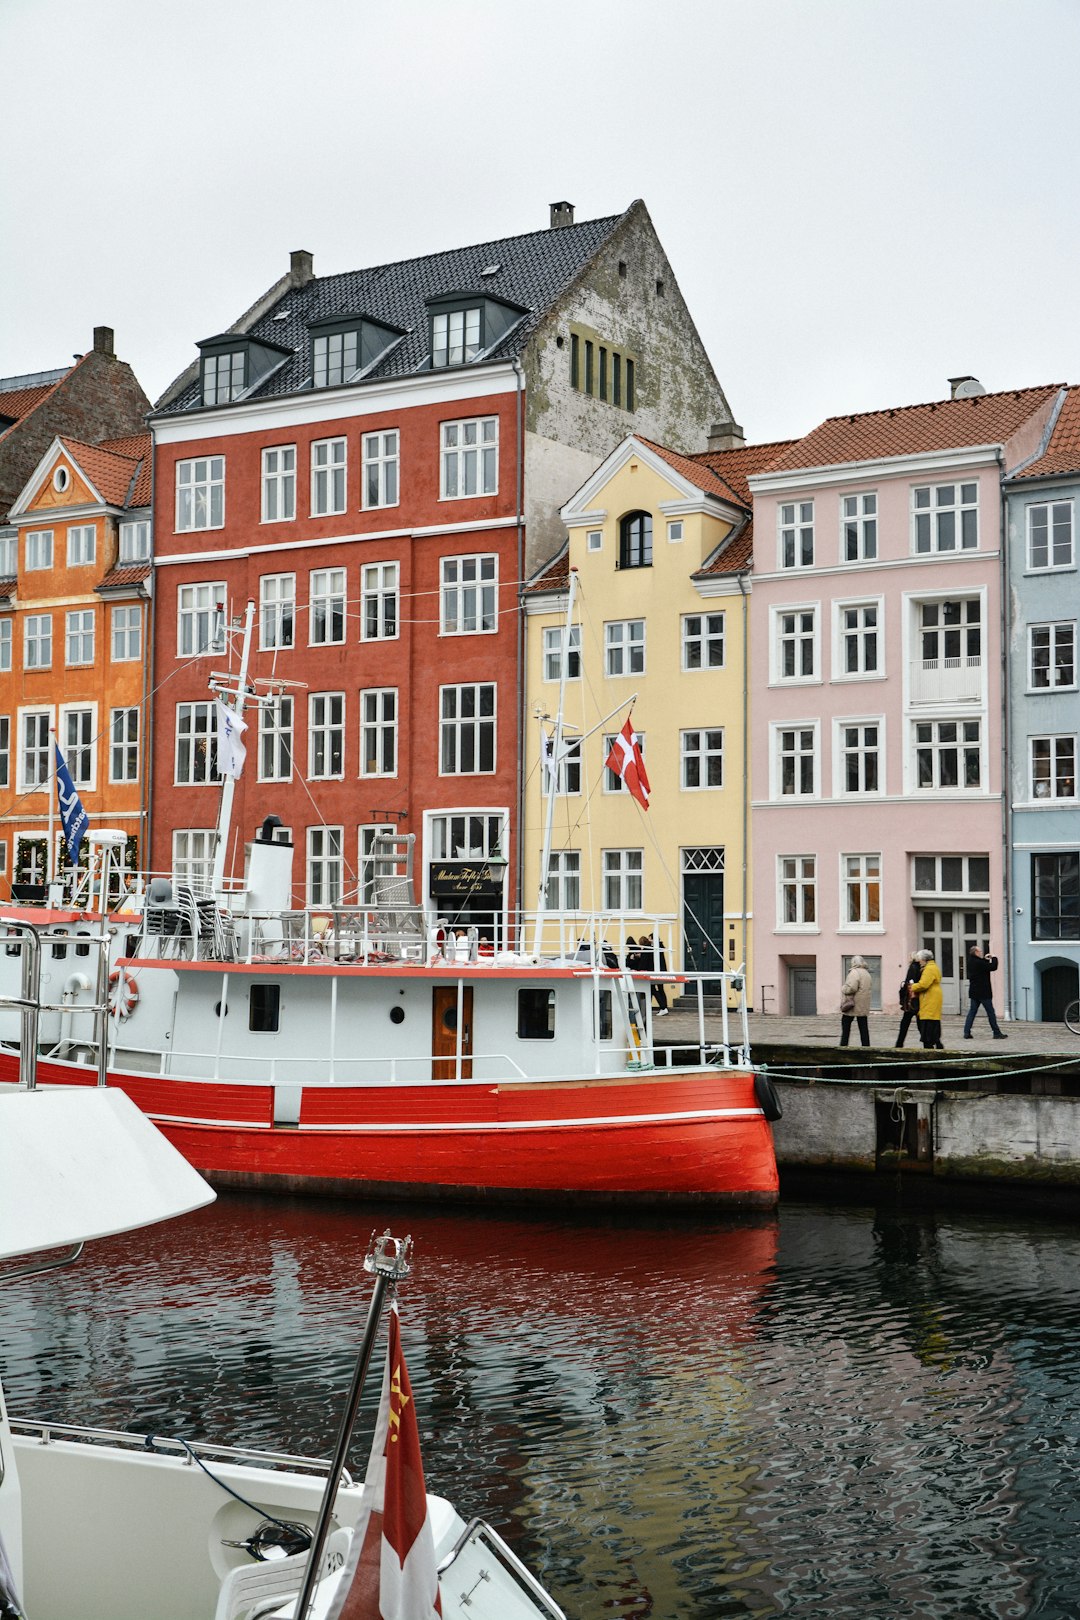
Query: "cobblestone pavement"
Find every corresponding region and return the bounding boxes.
[658,1006,1080,1057]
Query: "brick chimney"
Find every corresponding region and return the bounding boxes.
[706,421,745,452]
[290,249,315,287]
[93,326,115,358]
[549,201,575,229]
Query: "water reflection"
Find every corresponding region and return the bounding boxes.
[3,1197,1080,1618]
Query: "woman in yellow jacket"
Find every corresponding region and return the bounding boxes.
[911,950,944,1050]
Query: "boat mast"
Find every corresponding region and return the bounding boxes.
[210,600,255,899]
[531,569,578,957]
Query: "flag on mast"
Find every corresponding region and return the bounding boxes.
[214,700,248,780]
[605,717,650,810]
[327,1302,442,1620]
[54,742,89,866]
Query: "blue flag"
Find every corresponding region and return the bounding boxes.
[55,742,89,867]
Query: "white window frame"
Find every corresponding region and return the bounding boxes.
[439,683,496,775]
[840,852,882,931]
[258,695,294,782]
[110,604,142,663]
[308,693,345,780]
[118,519,151,562]
[1030,735,1077,801]
[0,536,16,577]
[361,561,399,641]
[19,709,52,792]
[358,825,382,905]
[307,826,344,907]
[0,715,9,790]
[832,597,884,681]
[912,480,978,554]
[24,614,52,670]
[310,437,347,517]
[0,620,10,672]
[309,568,346,646]
[172,830,216,895]
[602,848,643,911]
[440,417,498,499]
[65,609,95,667]
[770,603,820,685]
[1028,621,1076,691]
[667,520,684,544]
[546,850,582,911]
[586,529,603,553]
[175,702,219,785]
[25,530,53,571]
[1026,500,1074,572]
[109,706,140,784]
[433,307,481,368]
[777,854,817,931]
[361,431,400,510]
[259,573,296,651]
[551,737,582,796]
[313,330,358,389]
[681,612,725,672]
[841,491,878,562]
[177,582,226,658]
[835,717,885,797]
[441,554,498,635]
[605,619,646,677]
[66,525,95,566]
[770,720,820,800]
[60,704,96,791]
[680,728,723,790]
[175,456,225,532]
[359,687,397,777]
[261,445,297,524]
[912,717,982,792]
[779,500,814,569]
[542,624,581,682]
[603,732,646,795]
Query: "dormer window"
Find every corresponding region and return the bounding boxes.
[313,328,358,387]
[197,334,290,407]
[433,307,481,368]
[202,349,246,405]
[307,314,404,389]
[426,291,528,370]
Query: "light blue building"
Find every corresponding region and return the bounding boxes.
[1004,387,1079,1021]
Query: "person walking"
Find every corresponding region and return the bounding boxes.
[911,949,944,1050]
[964,946,1007,1039]
[895,951,923,1048]
[641,934,669,1015]
[839,955,873,1047]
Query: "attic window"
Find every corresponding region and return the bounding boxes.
[313,328,359,387]
[480,264,501,277]
[202,350,246,405]
[433,307,481,368]
[53,466,70,494]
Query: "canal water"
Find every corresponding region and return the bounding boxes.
[4,1193,1080,1619]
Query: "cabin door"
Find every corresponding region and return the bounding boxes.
[682,848,726,994]
[432,985,473,1080]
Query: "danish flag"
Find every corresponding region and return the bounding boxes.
[328,1303,442,1619]
[605,717,650,810]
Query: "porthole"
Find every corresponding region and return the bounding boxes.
[53,466,70,493]
[389,1005,405,1025]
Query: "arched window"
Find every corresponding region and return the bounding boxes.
[619,511,653,569]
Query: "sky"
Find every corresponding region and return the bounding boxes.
[2,0,1079,446]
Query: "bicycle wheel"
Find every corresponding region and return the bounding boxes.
[1066,1000,1080,1036]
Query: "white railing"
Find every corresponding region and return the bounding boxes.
[908,655,982,704]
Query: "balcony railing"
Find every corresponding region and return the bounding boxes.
[908,655,982,704]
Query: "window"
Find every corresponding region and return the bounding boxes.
[586,529,602,552]
[311,438,347,515]
[779,855,816,928]
[842,492,877,561]
[67,525,95,566]
[780,501,814,568]
[551,737,582,795]
[842,853,881,926]
[1027,501,1074,571]
[362,431,399,509]
[26,530,53,570]
[915,719,981,789]
[605,619,645,677]
[361,562,399,640]
[441,554,497,634]
[173,830,215,895]
[913,855,990,896]
[202,349,245,403]
[111,605,142,662]
[440,683,496,774]
[309,693,345,779]
[258,696,293,781]
[433,308,481,367]
[920,598,981,666]
[358,825,381,905]
[543,624,581,682]
[176,457,225,531]
[360,688,397,776]
[776,608,818,681]
[65,610,94,666]
[441,417,498,498]
[20,712,51,789]
[619,511,652,569]
[0,621,9,672]
[0,536,15,576]
[1031,736,1077,800]
[602,849,643,911]
[777,726,817,797]
[62,708,94,788]
[681,613,724,671]
[839,722,881,794]
[261,446,296,523]
[249,984,281,1033]
[1032,852,1079,941]
[604,732,645,793]
[309,568,346,645]
[24,614,51,669]
[119,520,151,562]
[307,826,344,906]
[913,482,978,553]
[110,707,139,782]
[681,729,723,789]
[313,330,358,388]
[545,850,581,911]
[517,988,556,1040]
[260,574,296,650]
[0,716,8,789]
[178,583,226,656]
[838,602,880,676]
[568,326,637,407]
[667,520,684,544]
[1030,622,1076,690]
[175,703,219,784]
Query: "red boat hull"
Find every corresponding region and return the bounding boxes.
[0,1054,778,1207]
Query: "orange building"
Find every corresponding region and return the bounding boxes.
[0,432,152,896]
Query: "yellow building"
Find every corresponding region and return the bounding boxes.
[523,433,783,1000]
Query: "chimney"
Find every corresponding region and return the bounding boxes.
[707,421,745,452]
[290,249,315,287]
[549,201,575,230]
[949,375,985,400]
[93,326,115,358]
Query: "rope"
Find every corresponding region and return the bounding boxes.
[760,1054,1080,1085]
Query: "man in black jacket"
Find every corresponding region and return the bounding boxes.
[964,946,1007,1039]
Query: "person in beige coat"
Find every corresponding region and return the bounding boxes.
[839,955,873,1047]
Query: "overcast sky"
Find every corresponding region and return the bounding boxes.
[3,0,1078,445]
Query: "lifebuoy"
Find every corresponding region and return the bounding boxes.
[108,968,139,1020]
[753,1070,783,1122]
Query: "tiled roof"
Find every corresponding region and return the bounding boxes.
[96,562,151,593]
[59,432,149,508]
[1011,386,1080,480]
[765,386,1063,472]
[691,440,795,576]
[158,209,631,414]
[0,383,60,425]
[636,437,749,508]
[523,544,570,596]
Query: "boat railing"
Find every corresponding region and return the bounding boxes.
[110,1041,532,1087]
[8,1416,355,1484]
[437,1516,567,1619]
[0,915,112,1088]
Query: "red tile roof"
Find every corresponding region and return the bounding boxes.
[96,562,151,593]
[1012,386,1080,480]
[59,432,149,508]
[636,437,749,508]
[766,385,1063,472]
[523,545,569,595]
[690,440,795,575]
[0,383,60,424]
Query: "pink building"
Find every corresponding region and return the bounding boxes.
[748,381,1061,1021]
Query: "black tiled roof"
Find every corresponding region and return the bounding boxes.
[159,210,627,415]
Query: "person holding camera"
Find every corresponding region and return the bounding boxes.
[964,945,1007,1039]
[895,951,923,1049]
